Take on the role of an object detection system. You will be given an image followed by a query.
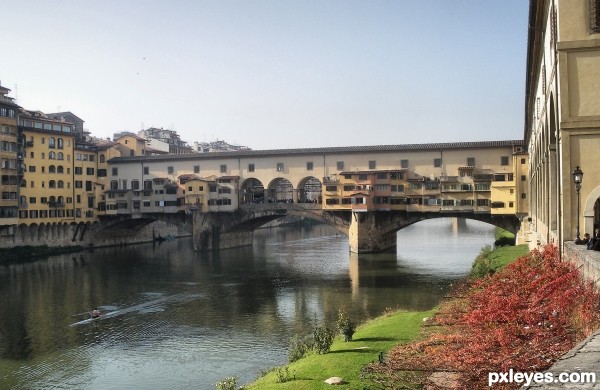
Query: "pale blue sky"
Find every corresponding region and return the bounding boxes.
[3,1,528,149]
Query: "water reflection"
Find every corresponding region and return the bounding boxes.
[0,218,495,389]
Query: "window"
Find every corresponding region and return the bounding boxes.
[110,181,118,190]
[306,162,313,171]
[57,152,64,160]
[521,175,526,181]
[75,167,82,175]
[521,193,527,199]
[100,154,105,163]
[501,156,509,166]
[467,157,475,167]
[29,197,36,204]
[248,164,255,172]
[337,161,344,170]
[28,166,36,172]
[87,168,94,175]
[57,138,63,149]
[58,180,64,188]
[276,163,284,172]
[220,164,227,173]
[49,180,56,188]
[112,168,118,176]
[49,151,56,159]
[592,0,600,33]
[132,180,140,190]
[434,158,442,168]
[168,166,174,174]
[75,180,83,188]
[49,137,56,148]
[325,185,337,191]
[143,167,149,175]
[368,160,376,169]
[400,159,409,169]
[194,165,200,173]
[521,158,526,164]
[98,169,107,177]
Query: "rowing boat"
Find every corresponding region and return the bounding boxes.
[69,309,121,326]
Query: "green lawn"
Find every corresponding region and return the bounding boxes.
[244,309,435,389]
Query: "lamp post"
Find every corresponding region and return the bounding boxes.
[572,166,583,241]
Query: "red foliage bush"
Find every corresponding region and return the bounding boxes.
[363,245,600,389]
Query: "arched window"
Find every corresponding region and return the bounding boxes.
[49,151,56,160]
[57,165,64,174]
[49,180,56,188]
[57,180,64,188]
[57,152,64,160]
[20,195,26,206]
[49,196,56,204]
[57,138,63,149]
[57,196,64,205]
[49,165,56,173]
[100,154,105,163]
[49,137,56,148]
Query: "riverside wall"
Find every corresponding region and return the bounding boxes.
[564,242,600,287]
[0,220,186,249]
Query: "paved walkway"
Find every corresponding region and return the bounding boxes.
[524,330,600,388]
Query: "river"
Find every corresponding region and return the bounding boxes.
[0,218,496,389]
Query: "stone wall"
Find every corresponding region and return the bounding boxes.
[0,220,186,249]
[564,242,600,287]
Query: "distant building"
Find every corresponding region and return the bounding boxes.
[138,127,193,155]
[192,140,251,153]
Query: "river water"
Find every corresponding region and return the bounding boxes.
[0,218,495,389]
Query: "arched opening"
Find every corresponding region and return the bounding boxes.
[583,185,600,236]
[297,177,322,204]
[267,178,294,203]
[240,178,265,204]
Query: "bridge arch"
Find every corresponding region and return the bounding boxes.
[267,177,294,203]
[240,178,265,204]
[296,176,322,204]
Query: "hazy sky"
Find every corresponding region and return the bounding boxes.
[3,1,528,150]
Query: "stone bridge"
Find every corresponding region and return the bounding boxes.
[191,203,521,253]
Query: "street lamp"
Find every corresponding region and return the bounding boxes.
[572,166,584,241]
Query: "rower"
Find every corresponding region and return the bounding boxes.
[91,308,101,318]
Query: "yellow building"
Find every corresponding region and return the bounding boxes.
[18,110,77,226]
[0,83,20,232]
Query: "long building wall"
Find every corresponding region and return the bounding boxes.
[525,0,600,249]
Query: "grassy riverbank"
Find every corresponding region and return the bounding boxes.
[242,241,530,389]
[246,309,435,389]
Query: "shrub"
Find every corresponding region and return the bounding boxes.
[337,309,356,342]
[275,366,293,383]
[363,245,600,389]
[288,335,312,362]
[313,324,334,354]
[215,376,237,390]
[468,245,496,279]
